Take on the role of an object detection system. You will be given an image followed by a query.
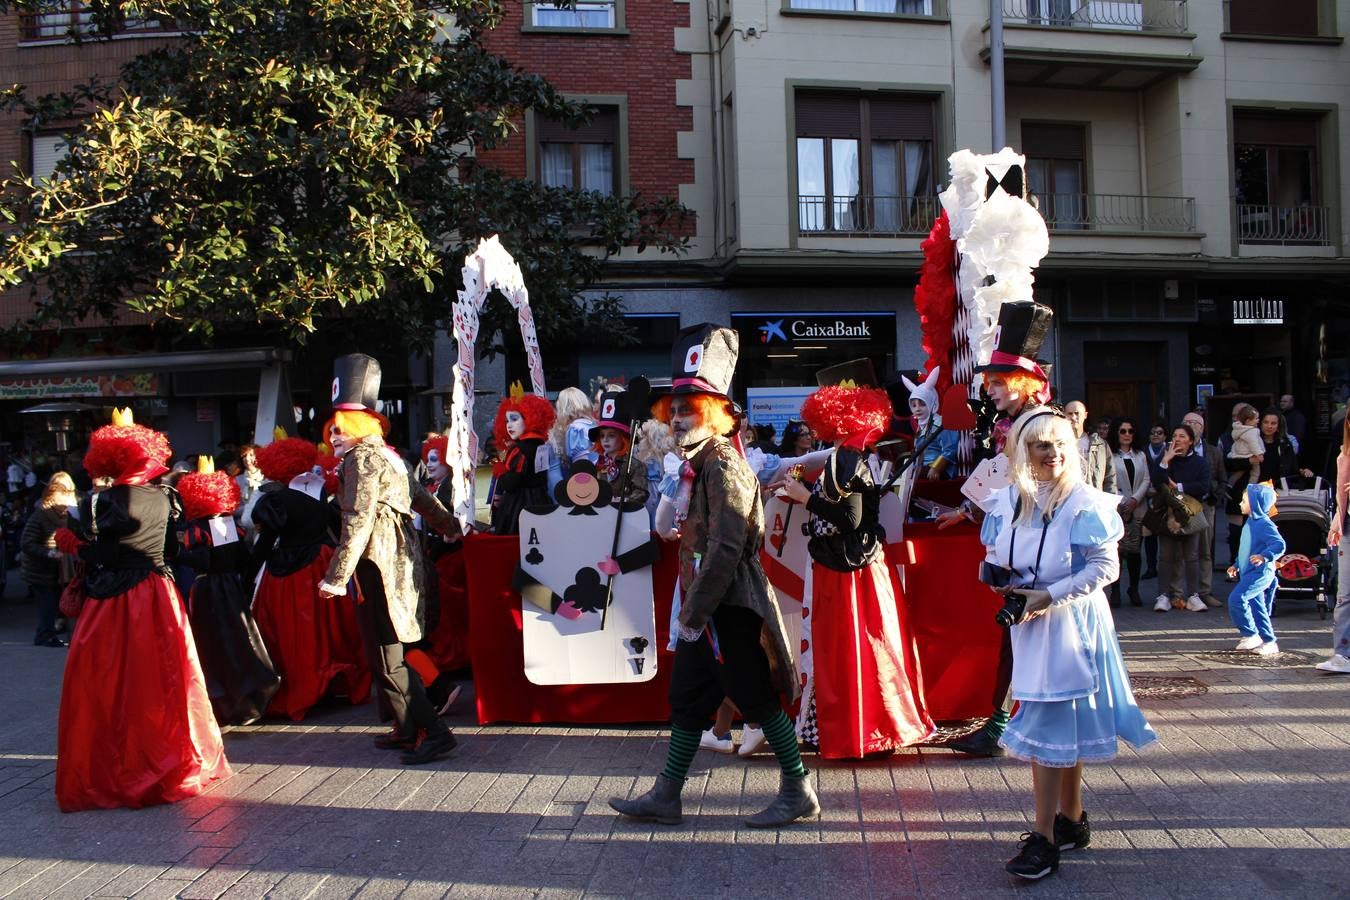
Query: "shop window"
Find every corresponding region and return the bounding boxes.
[1233,112,1327,245]
[526,1,623,32]
[1227,0,1319,37]
[536,106,620,196]
[795,90,937,234]
[1022,122,1087,231]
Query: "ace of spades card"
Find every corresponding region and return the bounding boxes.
[515,505,658,685]
[761,494,810,669]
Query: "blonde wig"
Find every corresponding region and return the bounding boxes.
[1006,410,1081,527]
[549,386,595,452]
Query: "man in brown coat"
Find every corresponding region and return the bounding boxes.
[319,354,460,765]
[609,324,818,829]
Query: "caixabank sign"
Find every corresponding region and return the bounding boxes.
[732,312,893,347]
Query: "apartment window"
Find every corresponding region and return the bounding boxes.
[1233,112,1326,244]
[795,91,937,234]
[31,133,71,187]
[18,2,181,41]
[1023,123,1087,230]
[788,1,935,13]
[527,1,620,30]
[1228,0,1319,37]
[537,107,619,196]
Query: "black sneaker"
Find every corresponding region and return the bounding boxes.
[946,728,1006,758]
[1053,811,1091,850]
[400,730,457,766]
[1005,831,1059,880]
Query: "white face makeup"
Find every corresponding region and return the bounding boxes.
[988,377,1018,413]
[505,410,525,440]
[329,424,355,458]
[670,396,714,449]
[599,429,625,456]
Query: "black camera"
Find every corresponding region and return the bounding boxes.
[994,591,1028,628]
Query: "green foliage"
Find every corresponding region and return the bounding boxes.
[0,0,689,351]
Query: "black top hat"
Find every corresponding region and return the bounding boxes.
[670,323,738,398]
[589,390,634,440]
[332,353,382,412]
[974,301,1053,375]
[816,358,878,389]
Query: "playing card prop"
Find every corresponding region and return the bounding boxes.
[512,463,660,685]
[912,148,1049,474]
[762,494,810,670]
[448,235,547,530]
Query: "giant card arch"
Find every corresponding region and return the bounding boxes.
[447,236,548,529]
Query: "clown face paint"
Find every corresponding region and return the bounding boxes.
[329,423,355,458]
[505,410,526,441]
[598,428,625,457]
[670,396,715,449]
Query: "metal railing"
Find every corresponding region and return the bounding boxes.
[1033,192,1196,232]
[798,194,942,234]
[19,6,184,41]
[1001,0,1188,33]
[1236,204,1332,245]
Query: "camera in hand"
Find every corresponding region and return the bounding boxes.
[994,591,1028,628]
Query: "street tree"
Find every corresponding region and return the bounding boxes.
[0,0,689,351]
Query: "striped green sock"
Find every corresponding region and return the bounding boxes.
[661,725,701,782]
[761,709,807,778]
[984,708,1011,739]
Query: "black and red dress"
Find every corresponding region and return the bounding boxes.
[57,484,231,811]
[179,516,280,725]
[251,485,371,719]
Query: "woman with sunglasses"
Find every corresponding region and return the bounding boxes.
[1141,424,1168,578]
[1107,417,1149,607]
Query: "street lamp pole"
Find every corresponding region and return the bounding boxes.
[990,0,1006,150]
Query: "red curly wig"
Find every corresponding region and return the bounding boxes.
[178,471,242,520]
[652,394,737,437]
[492,393,556,447]
[84,424,173,482]
[801,386,892,448]
[421,434,449,465]
[256,437,319,484]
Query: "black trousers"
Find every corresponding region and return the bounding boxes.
[668,604,782,732]
[354,560,446,738]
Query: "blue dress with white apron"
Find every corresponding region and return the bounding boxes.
[980,482,1158,767]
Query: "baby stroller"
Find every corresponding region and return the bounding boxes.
[1271,478,1335,620]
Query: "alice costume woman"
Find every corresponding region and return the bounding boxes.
[791,381,934,759]
[980,475,1157,767]
[55,411,230,811]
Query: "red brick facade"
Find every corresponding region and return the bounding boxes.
[477,2,693,205]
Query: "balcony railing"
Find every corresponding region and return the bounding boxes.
[1002,1,1189,33]
[19,6,184,41]
[798,194,941,235]
[1237,204,1332,245]
[1032,193,1195,233]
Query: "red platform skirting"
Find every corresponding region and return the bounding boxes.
[462,532,678,724]
[891,521,1004,721]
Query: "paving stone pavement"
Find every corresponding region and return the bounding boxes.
[0,571,1346,899]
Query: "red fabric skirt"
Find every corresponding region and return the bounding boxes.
[56,574,231,812]
[253,547,372,720]
[811,558,935,759]
[425,550,471,672]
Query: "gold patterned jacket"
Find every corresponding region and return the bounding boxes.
[679,436,799,701]
[323,435,457,643]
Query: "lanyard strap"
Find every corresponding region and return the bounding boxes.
[1007,500,1051,590]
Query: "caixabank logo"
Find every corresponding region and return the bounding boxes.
[758,317,872,343]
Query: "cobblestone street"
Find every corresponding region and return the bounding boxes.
[1,575,1346,899]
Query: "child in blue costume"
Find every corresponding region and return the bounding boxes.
[1226,482,1285,655]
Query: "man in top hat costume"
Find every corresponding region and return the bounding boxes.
[54,410,230,811]
[945,299,1055,758]
[778,360,935,758]
[319,353,462,765]
[591,389,650,509]
[609,324,819,828]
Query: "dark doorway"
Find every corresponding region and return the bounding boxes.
[1083,340,1165,426]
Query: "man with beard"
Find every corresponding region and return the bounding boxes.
[608,324,818,828]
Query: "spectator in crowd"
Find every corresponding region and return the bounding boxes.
[1280,394,1307,449]
[1183,411,1226,608]
[1064,401,1116,494]
[1257,409,1313,485]
[21,472,78,648]
[235,443,264,506]
[1141,423,1168,579]
[776,420,814,458]
[1107,417,1148,607]
[550,386,598,469]
[1094,417,1112,443]
[1150,424,1211,613]
[1318,412,1350,674]
[751,424,777,452]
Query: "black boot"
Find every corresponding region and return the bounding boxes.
[1006,831,1059,880]
[608,774,684,825]
[1109,582,1121,607]
[400,730,457,765]
[1126,554,1143,606]
[744,771,820,828]
[947,727,1006,758]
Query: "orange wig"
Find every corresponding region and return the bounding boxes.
[652,394,737,437]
